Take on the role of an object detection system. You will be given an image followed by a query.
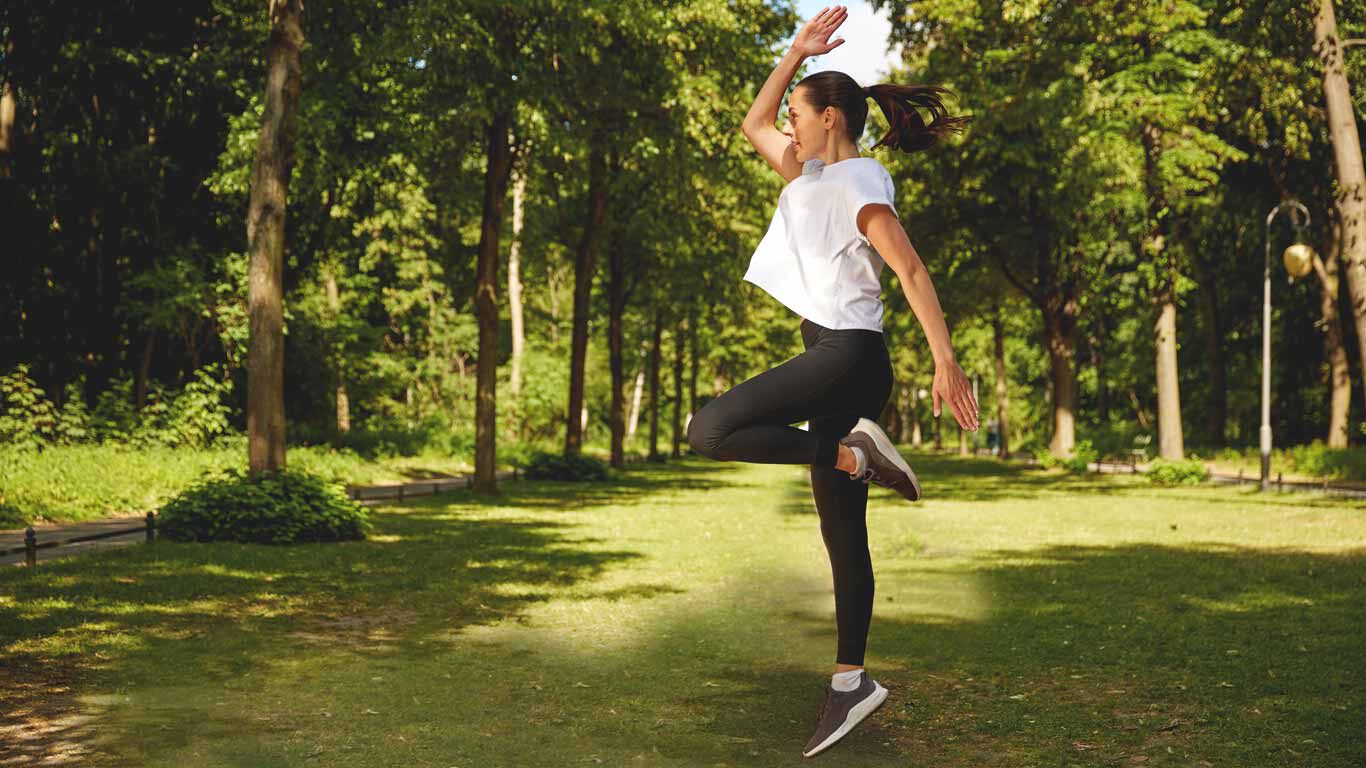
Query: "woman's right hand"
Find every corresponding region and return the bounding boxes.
[932,358,980,432]
[791,5,849,58]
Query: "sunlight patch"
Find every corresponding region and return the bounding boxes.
[1182,588,1316,614]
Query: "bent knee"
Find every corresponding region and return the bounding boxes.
[686,408,721,458]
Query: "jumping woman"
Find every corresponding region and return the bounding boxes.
[685,5,980,758]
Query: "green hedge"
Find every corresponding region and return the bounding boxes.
[158,468,373,545]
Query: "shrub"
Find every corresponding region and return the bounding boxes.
[1033,447,1061,469]
[158,468,373,544]
[133,366,234,448]
[1061,439,1099,473]
[0,364,58,448]
[521,450,610,481]
[1145,457,1210,486]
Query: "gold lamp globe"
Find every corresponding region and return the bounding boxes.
[1283,242,1315,279]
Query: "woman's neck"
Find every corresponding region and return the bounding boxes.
[815,140,861,167]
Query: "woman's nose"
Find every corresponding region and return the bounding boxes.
[781,121,794,139]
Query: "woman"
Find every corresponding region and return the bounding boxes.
[684,5,980,759]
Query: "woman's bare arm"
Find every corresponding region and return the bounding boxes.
[742,6,848,182]
[861,204,980,431]
[741,47,806,182]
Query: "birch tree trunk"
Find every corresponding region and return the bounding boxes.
[508,169,526,398]
[325,270,350,434]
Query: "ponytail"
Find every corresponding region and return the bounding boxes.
[865,83,972,154]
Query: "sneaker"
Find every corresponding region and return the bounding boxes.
[802,670,889,758]
[839,417,922,501]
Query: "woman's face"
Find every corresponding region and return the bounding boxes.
[783,87,831,162]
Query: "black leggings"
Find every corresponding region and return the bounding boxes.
[686,317,894,666]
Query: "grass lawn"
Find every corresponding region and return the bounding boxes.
[2,454,1362,766]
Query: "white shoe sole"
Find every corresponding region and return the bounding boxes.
[853,417,921,501]
[802,681,889,758]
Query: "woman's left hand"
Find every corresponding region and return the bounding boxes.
[932,359,979,432]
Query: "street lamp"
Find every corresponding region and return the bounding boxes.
[1261,200,1316,491]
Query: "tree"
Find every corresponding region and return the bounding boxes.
[246,0,304,477]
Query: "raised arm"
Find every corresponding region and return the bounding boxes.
[861,204,981,432]
[742,6,849,182]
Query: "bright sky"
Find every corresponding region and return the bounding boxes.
[785,0,904,88]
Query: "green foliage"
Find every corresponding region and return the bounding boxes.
[0,364,59,448]
[521,450,611,482]
[1061,439,1099,473]
[1033,439,1098,473]
[1145,457,1211,486]
[158,468,373,545]
[136,366,236,448]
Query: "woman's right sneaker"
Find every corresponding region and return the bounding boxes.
[839,417,922,501]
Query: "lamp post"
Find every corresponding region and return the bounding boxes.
[1261,200,1315,491]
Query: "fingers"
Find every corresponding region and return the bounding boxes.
[810,5,846,29]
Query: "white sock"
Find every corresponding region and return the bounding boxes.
[848,446,867,478]
[832,668,863,691]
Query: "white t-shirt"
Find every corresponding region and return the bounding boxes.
[743,156,898,332]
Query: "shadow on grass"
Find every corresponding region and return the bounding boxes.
[789,542,1364,766]
[415,539,1364,766]
[0,459,736,765]
[5,456,1363,766]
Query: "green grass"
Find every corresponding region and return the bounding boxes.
[0,436,615,527]
[2,454,1363,766]
[1197,443,1366,485]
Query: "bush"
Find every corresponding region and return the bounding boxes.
[1145,457,1210,486]
[521,450,610,481]
[158,468,373,544]
[1032,439,1097,472]
[0,364,58,448]
[1061,439,1099,473]
[1033,446,1061,469]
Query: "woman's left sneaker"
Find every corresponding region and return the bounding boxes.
[839,417,922,501]
[802,670,889,758]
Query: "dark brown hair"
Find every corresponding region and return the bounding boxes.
[794,70,971,154]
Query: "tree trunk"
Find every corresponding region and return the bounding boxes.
[325,270,350,434]
[564,134,608,457]
[246,0,303,478]
[135,332,155,410]
[671,315,685,458]
[473,109,512,492]
[608,228,626,468]
[629,363,644,437]
[1142,120,1184,460]
[1191,252,1227,446]
[911,386,922,447]
[1317,211,1351,447]
[648,306,663,461]
[1154,298,1184,458]
[0,30,15,179]
[687,305,699,440]
[509,168,526,398]
[1042,300,1078,455]
[992,310,1010,459]
[1314,0,1366,413]
[1091,306,1109,422]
